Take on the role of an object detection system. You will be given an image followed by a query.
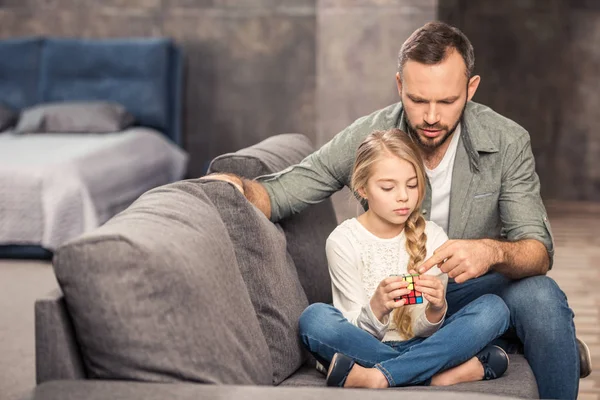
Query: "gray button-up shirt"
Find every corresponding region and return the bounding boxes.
[258,100,554,267]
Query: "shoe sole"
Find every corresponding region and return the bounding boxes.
[326,353,340,382]
[578,339,593,378]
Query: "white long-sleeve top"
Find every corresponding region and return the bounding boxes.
[326,218,449,342]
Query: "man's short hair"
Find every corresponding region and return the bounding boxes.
[398,21,475,79]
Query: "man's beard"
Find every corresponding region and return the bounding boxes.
[406,100,467,152]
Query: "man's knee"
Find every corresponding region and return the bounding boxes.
[502,276,573,327]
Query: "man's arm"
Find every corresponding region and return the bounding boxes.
[242,178,271,220]
[419,237,549,283]
[486,238,549,279]
[203,105,403,222]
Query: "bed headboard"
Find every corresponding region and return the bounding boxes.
[0,37,183,146]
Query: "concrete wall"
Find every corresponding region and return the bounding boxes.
[440,0,600,201]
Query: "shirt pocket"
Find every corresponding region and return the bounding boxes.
[473,191,497,199]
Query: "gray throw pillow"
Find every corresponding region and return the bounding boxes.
[201,179,309,384]
[53,180,273,384]
[0,103,17,131]
[15,101,135,133]
[208,133,337,304]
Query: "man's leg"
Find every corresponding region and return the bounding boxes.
[502,276,578,399]
[445,272,511,316]
[446,273,579,399]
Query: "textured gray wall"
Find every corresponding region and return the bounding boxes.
[439,0,600,201]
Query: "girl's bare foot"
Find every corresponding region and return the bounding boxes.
[430,356,484,386]
[344,363,389,388]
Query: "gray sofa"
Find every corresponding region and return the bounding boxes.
[32,133,539,399]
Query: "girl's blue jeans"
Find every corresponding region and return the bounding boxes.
[298,293,510,387]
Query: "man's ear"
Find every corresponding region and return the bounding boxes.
[467,75,481,101]
[396,72,403,97]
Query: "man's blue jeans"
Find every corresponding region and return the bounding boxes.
[299,294,510,387]
[445,272,578,399]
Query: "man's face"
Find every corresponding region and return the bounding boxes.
[397,50,479,152]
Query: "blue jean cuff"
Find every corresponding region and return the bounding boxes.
[375,363,394,387]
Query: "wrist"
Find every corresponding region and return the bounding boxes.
[369,299,386,322]
[220,173,244,194]
[427,299,446,313]
[425,300,446,324]
[484,239,505,269]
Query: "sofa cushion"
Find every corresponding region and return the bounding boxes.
[53,180,273,385]
[201,179,309,384]
[208,133,337,304]
[281,356,538,398]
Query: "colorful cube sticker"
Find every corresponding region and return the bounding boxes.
[399,274,423,304]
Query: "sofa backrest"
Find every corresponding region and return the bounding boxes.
[53,181,274,385]
[208,133,337,305]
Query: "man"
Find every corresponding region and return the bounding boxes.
[207,21,590,398]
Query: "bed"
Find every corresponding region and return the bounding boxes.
[0,37,187,259]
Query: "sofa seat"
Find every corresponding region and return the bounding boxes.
[31,380,527,400]
[281,355,538,398]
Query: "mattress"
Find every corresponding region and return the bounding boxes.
[0,128,188,250]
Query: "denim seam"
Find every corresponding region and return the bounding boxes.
[375,363,395,386]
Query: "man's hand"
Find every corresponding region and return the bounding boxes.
[198,173,272,220]
[418,239,500,284]
[370,276,410,323]
[199,173,244,194]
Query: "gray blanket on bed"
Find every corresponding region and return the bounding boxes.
[0,128,187,249]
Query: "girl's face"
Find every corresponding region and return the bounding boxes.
[360,154,420,229]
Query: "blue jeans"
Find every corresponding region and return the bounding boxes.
[445,272,578,399]
[299,294,510,387]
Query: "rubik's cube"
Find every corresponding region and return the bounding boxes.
[401,274,423,305]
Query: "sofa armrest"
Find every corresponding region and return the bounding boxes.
[35,288,86,383]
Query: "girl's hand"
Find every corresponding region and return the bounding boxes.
[414,275,446,311]
[369,276,410,322]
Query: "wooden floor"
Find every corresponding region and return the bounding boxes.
[546,201,600,399]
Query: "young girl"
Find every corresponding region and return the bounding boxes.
[298,128,511,388]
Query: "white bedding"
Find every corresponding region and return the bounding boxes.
[0,128,188,250]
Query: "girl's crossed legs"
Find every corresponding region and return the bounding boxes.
[298,293,510,387]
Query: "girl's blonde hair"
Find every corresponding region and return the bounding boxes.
[350,128,428,339]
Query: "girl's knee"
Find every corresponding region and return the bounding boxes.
[298,303,338,334]
[472,294,510,328]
